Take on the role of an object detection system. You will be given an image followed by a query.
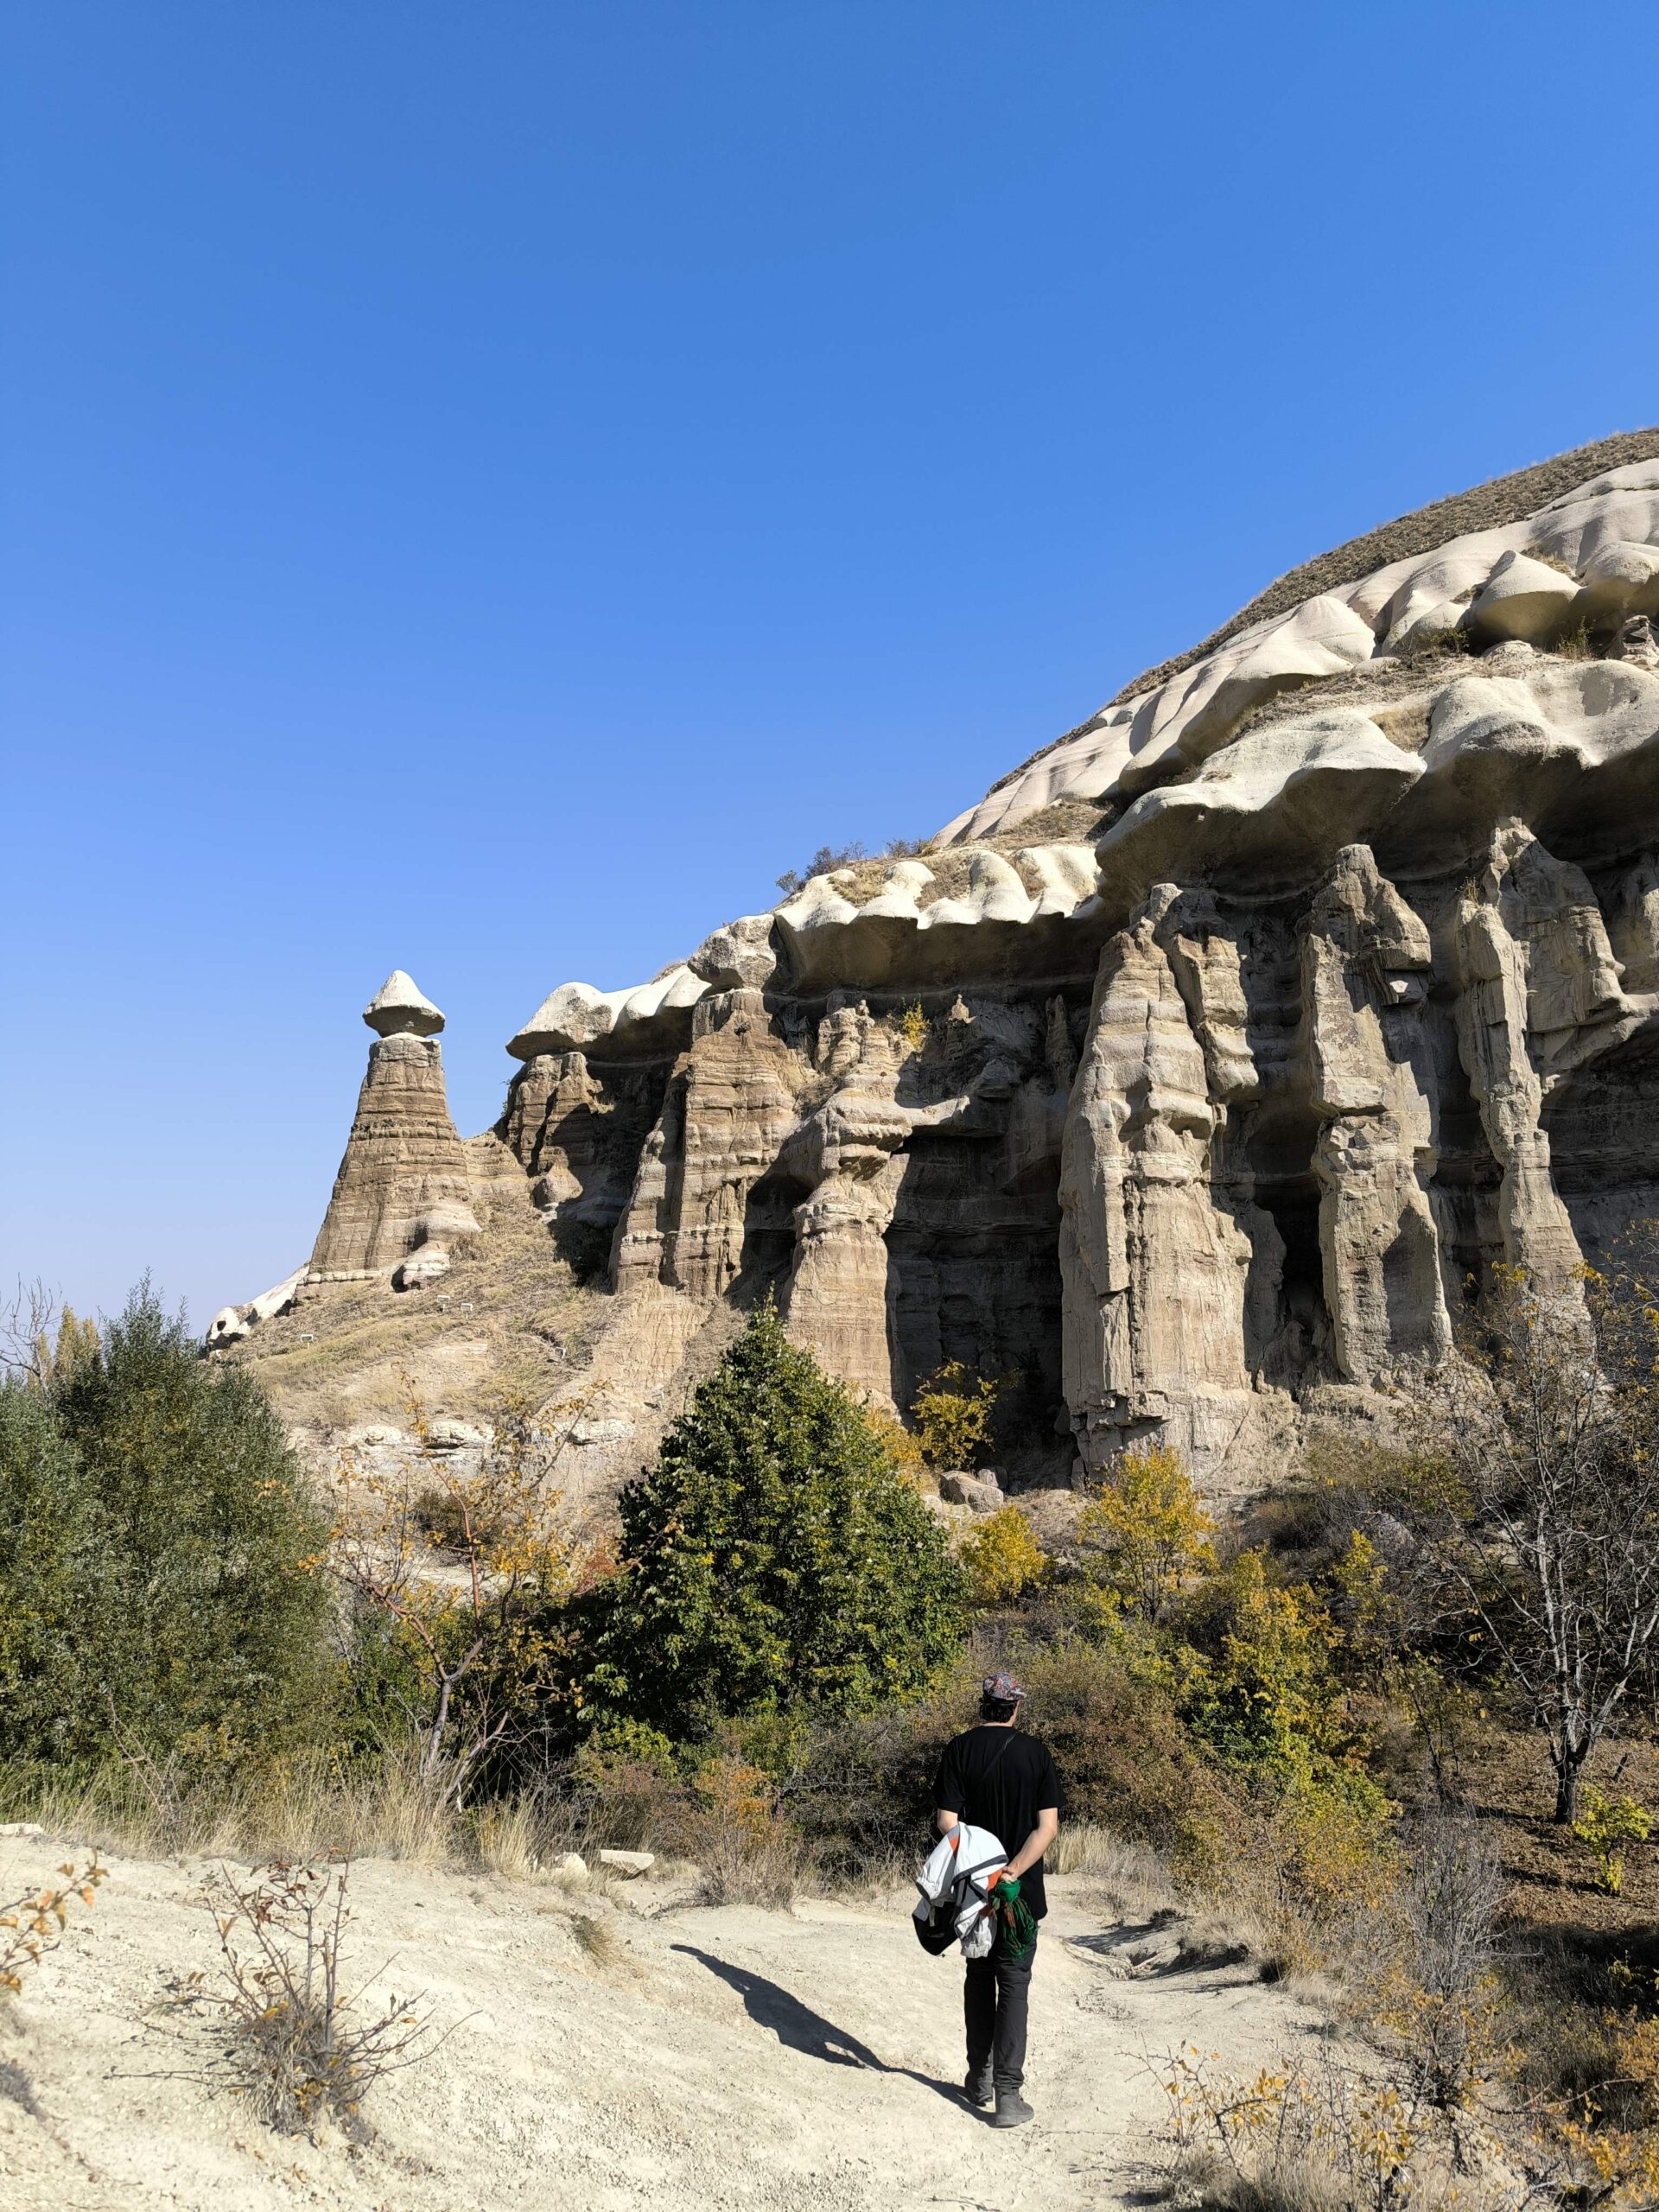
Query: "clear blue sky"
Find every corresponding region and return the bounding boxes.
[6,1,1657,1328]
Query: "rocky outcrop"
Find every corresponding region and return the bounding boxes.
[1302,847,1449,1383]
[1058,897,1262,1471]
[305,974,480,1288]
[227,441,1659,1497]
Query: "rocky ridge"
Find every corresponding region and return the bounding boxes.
[225,438,1659,1499]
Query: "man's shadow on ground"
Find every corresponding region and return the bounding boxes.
[671,1945,969,2107]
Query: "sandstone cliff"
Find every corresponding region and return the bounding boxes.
[226,435,1659,1499]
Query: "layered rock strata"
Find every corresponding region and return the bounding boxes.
[305,972,480,1289]
[232,442,1659,1496]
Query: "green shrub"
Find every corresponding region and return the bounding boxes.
[0,1380,113,1764]
[1015,1641,1233,1869]
[1573,1785,1653,1896]
[580,1302,964,1741]
[1177,1550,1377,1808]
[1,1286,335,1771]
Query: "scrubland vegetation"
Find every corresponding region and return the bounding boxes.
[7,1266,1659,2203]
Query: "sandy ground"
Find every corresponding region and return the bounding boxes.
[0,1841,1328,2212]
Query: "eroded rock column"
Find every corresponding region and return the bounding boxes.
[778,1019,912,1401]
[1059,900,1255,1474]
[1451,823,1621,1290]
[306,972,480,1287]
[1302,846,1452,1382]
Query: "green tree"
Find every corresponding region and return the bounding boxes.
[1179,1549,1374,1803]
[582,1303,963,1740]
[0,1381,112,1764]
[41,1286,334,1765]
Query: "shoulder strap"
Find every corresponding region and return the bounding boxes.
[976,1728,1018,1787]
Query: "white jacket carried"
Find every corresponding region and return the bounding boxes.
[913,1822,1007,1960]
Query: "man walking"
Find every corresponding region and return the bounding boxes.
[933,1670,1061,2128]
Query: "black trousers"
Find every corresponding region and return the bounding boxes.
[963,1929,1037,2092]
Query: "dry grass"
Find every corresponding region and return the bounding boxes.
[10,1749,461,1868]
[568,1911,622,1969]
[1052,1822,1176,1912]
[471,1798,550,1884]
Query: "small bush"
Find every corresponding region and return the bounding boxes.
[1178,1551,1378,1808]
[958,1507,1048,1605]
[1016,1642,1234,1874]
[775,842,868,897]
[894,1002,928,1052]
[1208,1782,1397,1982]
[1076,1445,1215,1618]
[1572,1784,1652,1896]
[1359,1812,1506,2126]
[1160,2044,1496,2212]
[168,1859,444,2139]
[332,1381,597,1796]
[688,1755,804,1907]
[910,1362,1000,1471]
[569,1738,685,1853]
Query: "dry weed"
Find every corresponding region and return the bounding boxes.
[569,1912,621,1969]
[1052,1822,1176,1912]
[472,1798,547,1883]
[0,1855,105,1992]
[163,1857,450,2139]
[1160,2044,1522,2211]
[690,1758,805,1909]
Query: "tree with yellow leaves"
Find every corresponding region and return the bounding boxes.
[909,1362,1000,1471]
[958,1505,1048,1605]
[1075,1444,1215,1619]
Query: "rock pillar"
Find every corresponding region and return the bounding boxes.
[305,971,480,1287]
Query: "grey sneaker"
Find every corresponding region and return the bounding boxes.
[963,2065,993,2107]
[991,2088,1034,2128]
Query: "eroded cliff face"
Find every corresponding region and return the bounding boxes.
[229,441,1659,1498]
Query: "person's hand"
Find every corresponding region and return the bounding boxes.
[982,1866,1008,1893]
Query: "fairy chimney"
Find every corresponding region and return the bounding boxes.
[304,973,480,1287]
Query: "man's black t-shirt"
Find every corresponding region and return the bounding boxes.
[932,1726,1062,1920]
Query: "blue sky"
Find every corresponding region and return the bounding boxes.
[5,1,1657,1327]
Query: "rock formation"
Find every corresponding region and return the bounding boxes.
[304,972,480,1292]
[225,436,1659,1497]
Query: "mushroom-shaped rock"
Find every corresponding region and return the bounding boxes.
[364,971,445,1038]
[508,966,708,1060]
[1098,711,1423,903]
[307,980,475,1284]
[1578,540,1659,622]
[393,1243,452,1291]
[1466,551,1581,645]
[206,1306,251,1351]
[689,912,778,992]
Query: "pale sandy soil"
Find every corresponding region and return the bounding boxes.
[0,1843,1329,2212]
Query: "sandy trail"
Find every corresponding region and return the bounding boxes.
[0,1840,1326,2211]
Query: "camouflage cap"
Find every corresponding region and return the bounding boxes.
[982,1671,1026,1703]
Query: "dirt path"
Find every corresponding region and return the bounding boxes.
[0,1842,1328,2211]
